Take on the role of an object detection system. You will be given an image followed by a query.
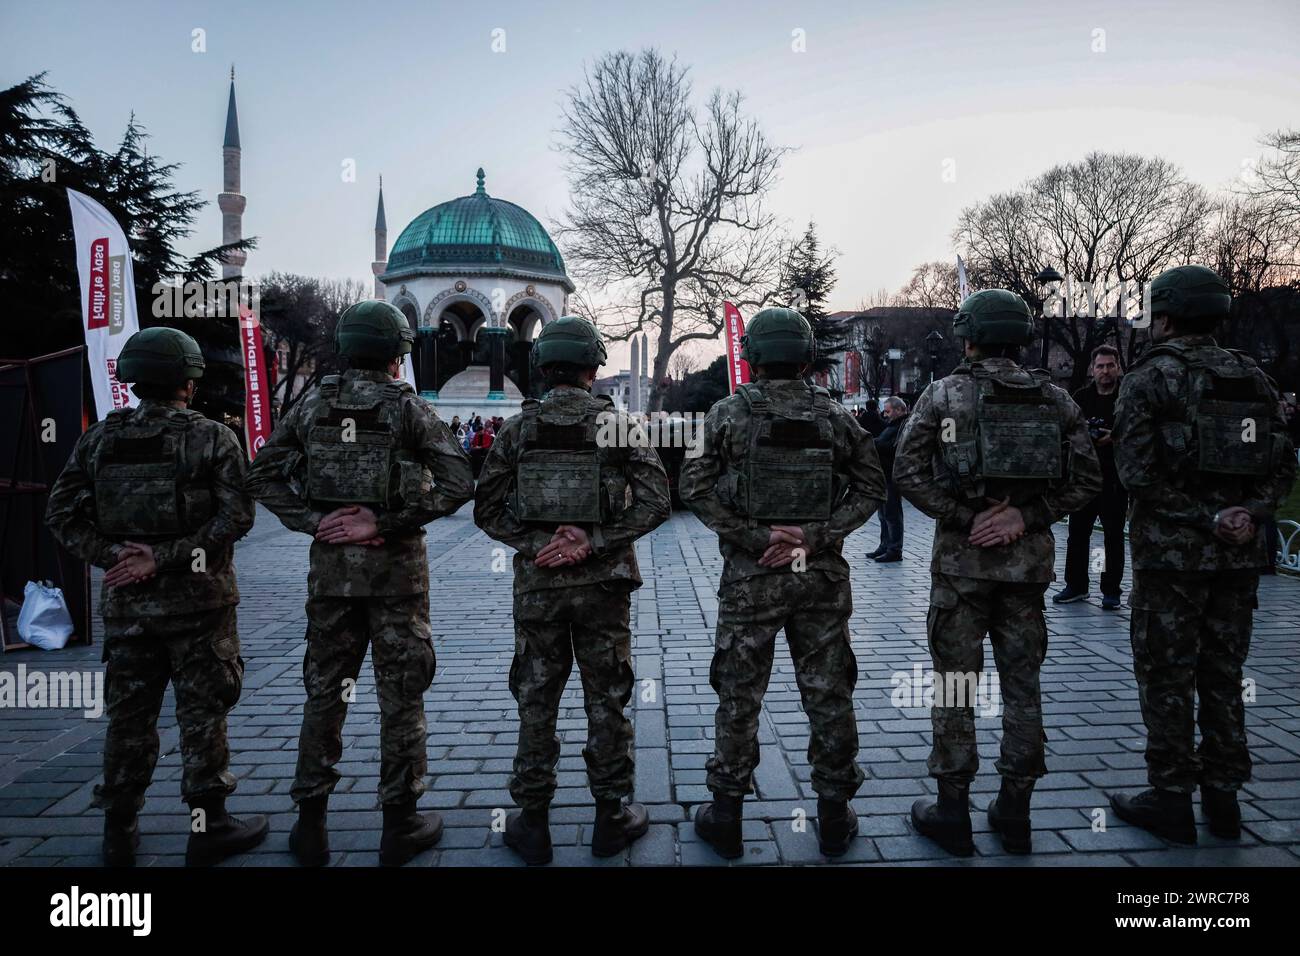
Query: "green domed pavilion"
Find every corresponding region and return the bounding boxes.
[373,169,574,412]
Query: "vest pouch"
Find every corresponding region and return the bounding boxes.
[180,486,216,528]
[942,437,982,499]
[746,444,833,521]
[977,396,1062,480]
[397,459,433,506]
[307,422,394,506]
[1194,398,1272,477]
[515,448,601,523]
[95,462,183,537]
[601,471,630,521]
[94,431,184,537]
[1158,422,1191,472]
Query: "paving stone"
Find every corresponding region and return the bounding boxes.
[3,502,1296,868]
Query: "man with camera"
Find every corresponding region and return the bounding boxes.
[1055,345,1126,610]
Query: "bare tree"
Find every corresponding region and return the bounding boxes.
[668,347,698,382]
[895,261,961,309]
[258,273,367,415]
[555,48,788,410]
[1249,128,1300,238]
[956,152,1210,386]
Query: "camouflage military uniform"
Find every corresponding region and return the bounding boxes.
[246,369,473,805]
[678,379,884,801]
[893,358,1101,786]
[44,400,254,816]
[1114,334,1296,793]
[474,385,670,810]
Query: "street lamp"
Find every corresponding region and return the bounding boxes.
[925,330,944,384]
[1035,266,1064,368]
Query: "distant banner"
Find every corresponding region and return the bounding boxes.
[957,255,969,301]
[67,189,140,418]
[239,305,273,459]
[723,301,751,395]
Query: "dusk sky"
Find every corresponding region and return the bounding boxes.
[4,0,1297,367]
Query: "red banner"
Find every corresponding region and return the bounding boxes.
[723,301,750,395]
[87,237,110,330]
[239,305,273,460]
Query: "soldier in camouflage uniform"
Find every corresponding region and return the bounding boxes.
[679,307,884,859]
[45,327,268,867]
[893,290,1101,855]
[1110,265,1296,844]
[474,316,670,865]
[246,300,474,866]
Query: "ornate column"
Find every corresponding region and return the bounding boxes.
[417,326,438,400]
[485,326,507,399]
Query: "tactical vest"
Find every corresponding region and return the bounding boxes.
[1142,342,1275,478]
[513,396,624,525]
[731,383,836,522]
[306,375,406,507]
[93,408,212,538]
[941,365,1064,501]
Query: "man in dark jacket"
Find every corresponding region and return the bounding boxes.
[867,397,908,562]
[1055,345,1127,609]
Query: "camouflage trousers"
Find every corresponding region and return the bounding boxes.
[291,594,435,806]
[707,571,864,801]
[1130,570,1257,793]
[95,607,242,817]
[509,583,636,811]
[925,573,1049,786]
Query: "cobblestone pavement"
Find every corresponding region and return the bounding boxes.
[2,504,1298,867]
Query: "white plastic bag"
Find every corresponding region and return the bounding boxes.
[16,580,74,651]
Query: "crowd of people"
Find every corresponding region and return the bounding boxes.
[449,414,506,476]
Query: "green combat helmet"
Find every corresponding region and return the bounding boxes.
[335,300,415,360]
[952,290,1034,346]
[531,315,608,368]
[116,327,206,384]
[1149,265,1232,322]
[739,307,814,366]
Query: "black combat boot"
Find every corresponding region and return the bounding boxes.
[184,795,270,867]
[289,795,330,867]
[504,807,553,865]
[987,777,1035,854]
[817,797,859,857]
[103,810,140,868]
[694,793,744,860]
[911,780,974,856]
[591,799,650,857]
[1201,788,1241,840]
[378,798,444,866]
[1109,788,1196,845]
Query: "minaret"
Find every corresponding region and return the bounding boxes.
[218,66,246,280]
[372,176,388,298]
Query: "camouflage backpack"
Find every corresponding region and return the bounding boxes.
[93,406,214,537]
[1138,341,1276,478]
[512,395,627,525]
[732,382,836,523]
[306,375,407,508]
[940,363,1064,500]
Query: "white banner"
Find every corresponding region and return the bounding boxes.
[67,189,140,418]
[956,255,969,301]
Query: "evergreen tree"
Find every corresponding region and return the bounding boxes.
[779,221,844,377]
[0,74,255,398]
